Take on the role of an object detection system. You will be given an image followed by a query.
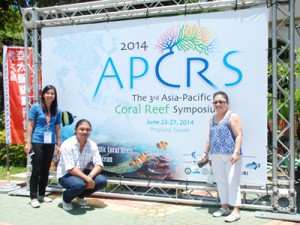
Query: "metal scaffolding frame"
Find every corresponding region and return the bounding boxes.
[21,0,298,218]
[46,176,274,211]
[269,0,298,216]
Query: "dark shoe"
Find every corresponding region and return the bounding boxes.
[38,196,53,203]
[213,207,231,217]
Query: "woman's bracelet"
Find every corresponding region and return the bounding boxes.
[203,151,209,155]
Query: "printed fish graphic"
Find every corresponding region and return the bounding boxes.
[245,162,260,170]
[61,111,76,126]
[129,152,147,166]
[157,141,168,150]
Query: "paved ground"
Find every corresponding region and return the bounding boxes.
[0,180,299,225]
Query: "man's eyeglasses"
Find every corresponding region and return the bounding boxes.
[212,100,227,105]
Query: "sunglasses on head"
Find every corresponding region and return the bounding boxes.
[212,100,227,104]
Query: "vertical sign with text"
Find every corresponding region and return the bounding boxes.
[3,46,33,144]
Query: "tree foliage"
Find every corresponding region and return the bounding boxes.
[0,1,24,112]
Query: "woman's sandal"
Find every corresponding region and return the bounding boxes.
[224,213,241,222]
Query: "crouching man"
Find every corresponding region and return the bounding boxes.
[56,119,107,211]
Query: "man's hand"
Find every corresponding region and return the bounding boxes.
[85,176,95,189]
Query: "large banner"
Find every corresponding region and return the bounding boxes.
[3,46,33,144]
[42,7,269,185]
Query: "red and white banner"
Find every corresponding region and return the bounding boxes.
[3,46,34,144]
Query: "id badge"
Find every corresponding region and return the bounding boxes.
[44,131,52,143]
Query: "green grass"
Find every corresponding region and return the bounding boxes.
[0,166,27,180]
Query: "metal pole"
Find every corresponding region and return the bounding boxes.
[6,145,10,183]
[32,8,40,103]
[272,0,279,191]
[24,26,31,190]
[288,0,295,190]
[24,8,40,192]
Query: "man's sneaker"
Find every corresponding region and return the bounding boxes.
[30,199,41,208]
[62,198,73,211]
[224,213,241,222]
[76,197,88,206]
[213,207,231,217]
[38,196,53,203]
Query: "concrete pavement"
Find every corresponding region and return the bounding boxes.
[0,193,277,225]
[0,180,299,225]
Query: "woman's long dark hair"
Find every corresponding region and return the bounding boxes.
[41,85,58,115]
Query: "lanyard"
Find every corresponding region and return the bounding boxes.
[46,113,51,130]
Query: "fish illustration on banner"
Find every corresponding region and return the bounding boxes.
[157,141,168,150]
[61,111,76,127]
[245,162,260,170]
[129,152,147,166]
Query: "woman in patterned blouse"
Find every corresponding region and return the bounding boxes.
[202,91,243,223]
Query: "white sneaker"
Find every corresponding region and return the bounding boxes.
[76,197,88,206]
[30,199,41,208]
[62,198,73,211]
[213,207,231,217]
[38,196,53,203]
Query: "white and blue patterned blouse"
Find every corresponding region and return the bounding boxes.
[209,112,242,155]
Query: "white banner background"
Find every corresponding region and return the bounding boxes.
[42,7,268,185]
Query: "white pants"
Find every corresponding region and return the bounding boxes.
[211,154,242,207]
